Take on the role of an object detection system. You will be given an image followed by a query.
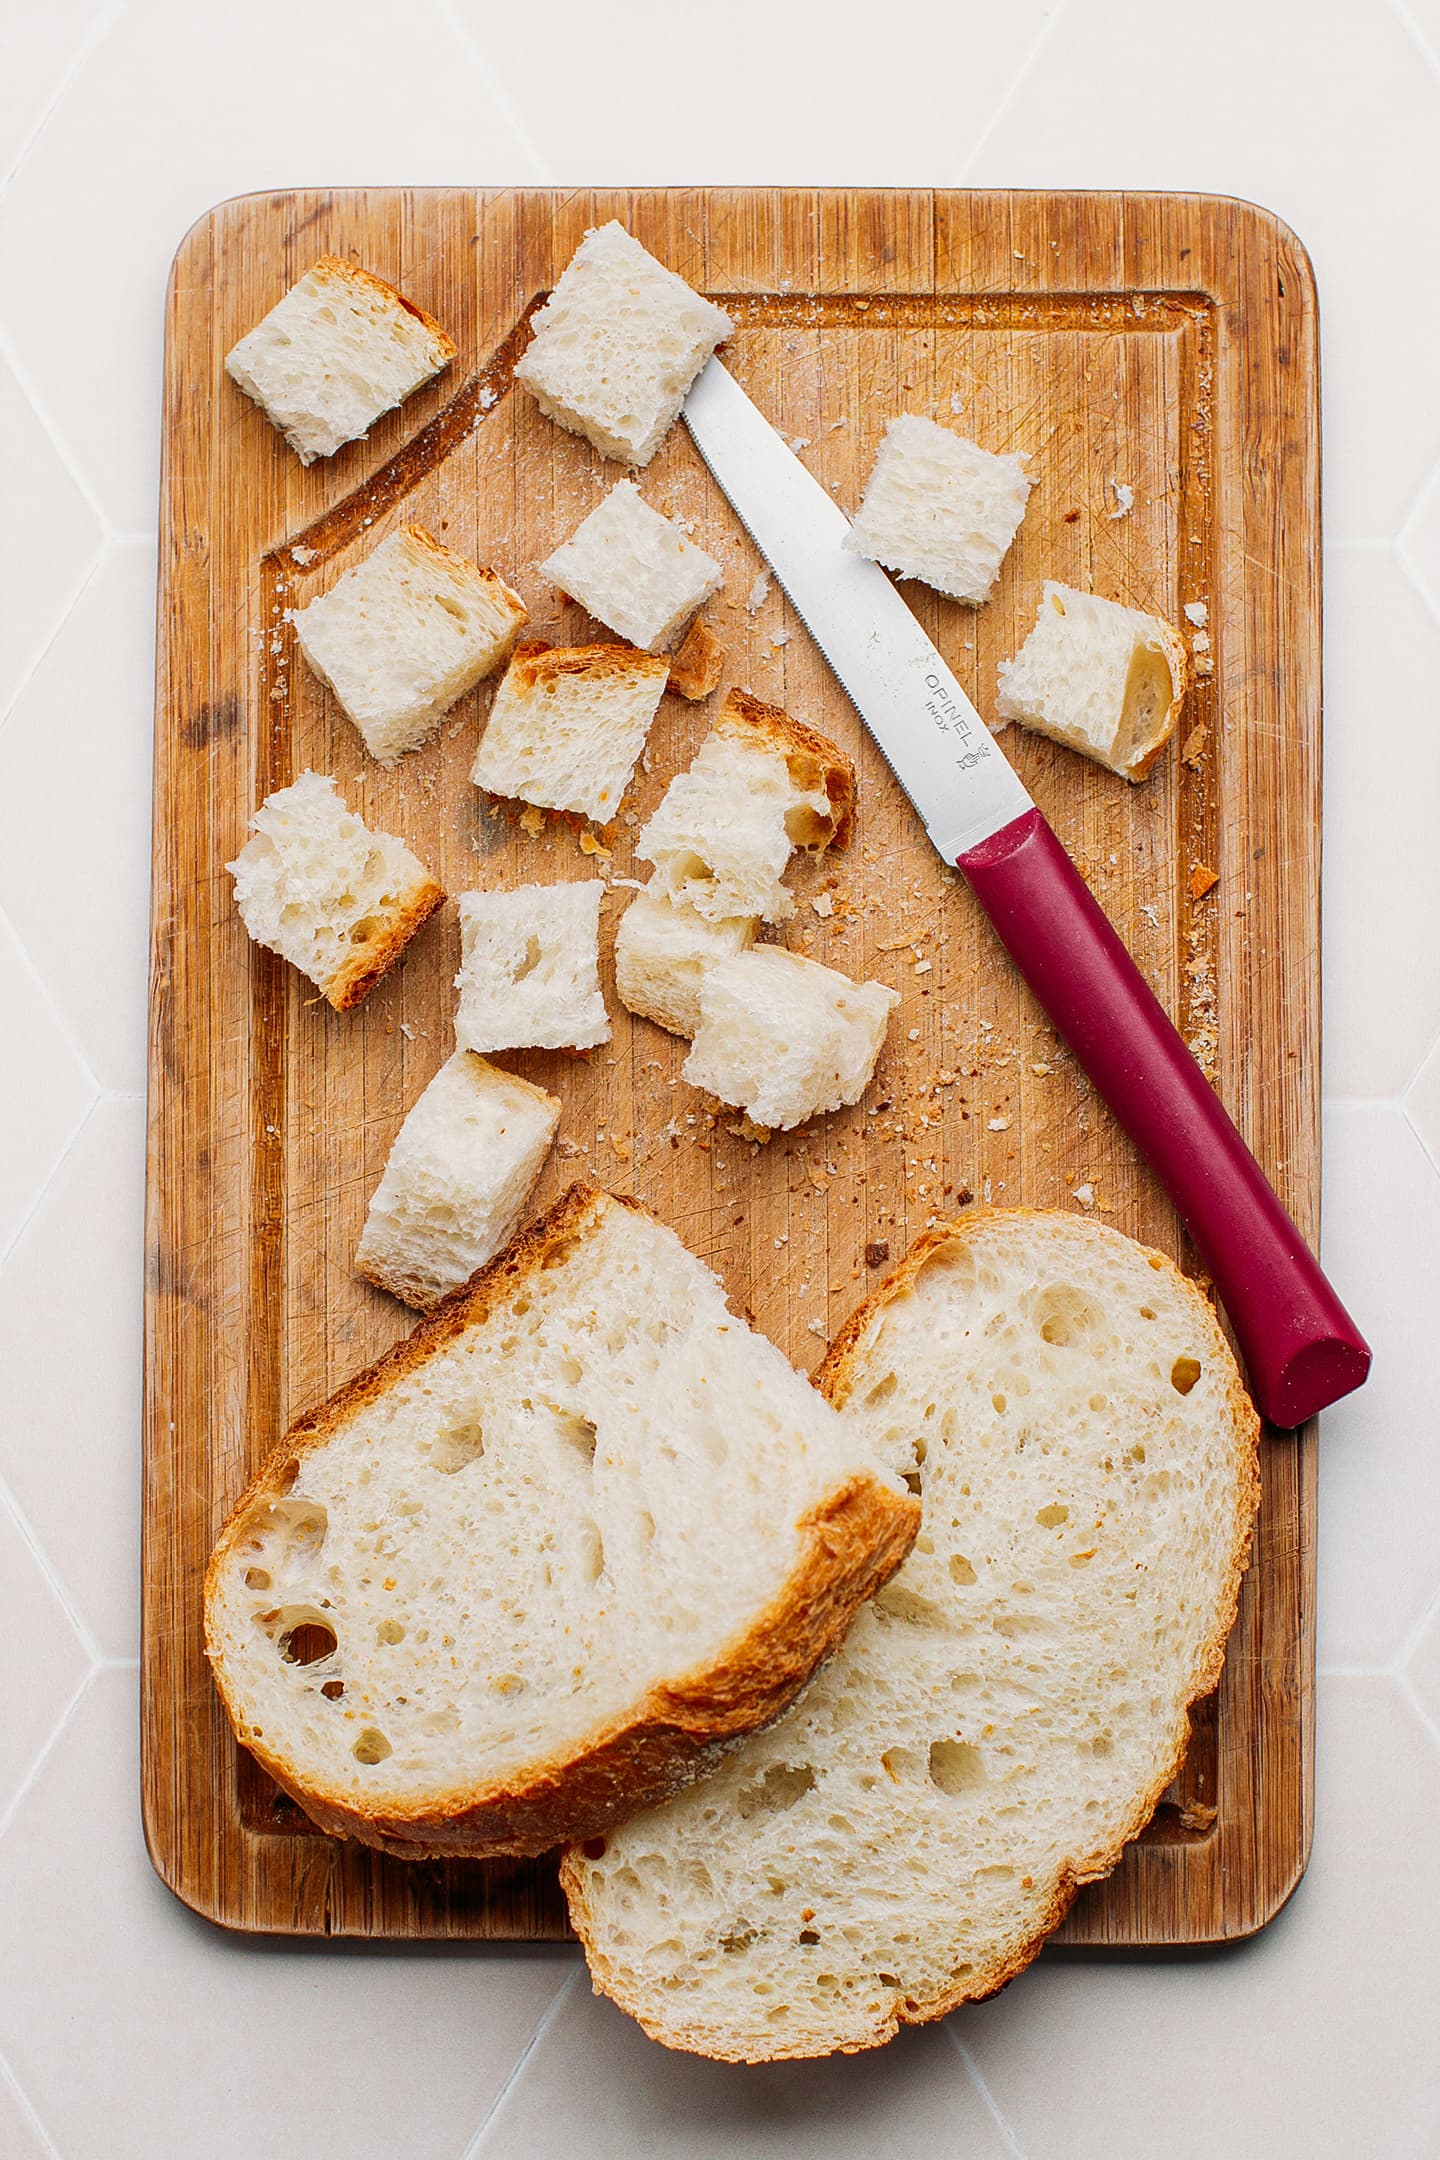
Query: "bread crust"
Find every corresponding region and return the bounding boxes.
[205,1182,919,1858]
[717,688,856,850]
[503,639,670,693]
[308,255,458,364]
[667,617,725,702]
[323,876,446,1011]
[1123,618,1189,782]
[395,522,528,630]
[563,1207,1261,2059]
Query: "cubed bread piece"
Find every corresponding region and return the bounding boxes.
[514,222,733,467]
[293,525,527,765]
[355,1052,560,1311]
[845,414,1032,604]
[227,771,443,1011]
[638,689,854,925]
[995,583,1188,781]
[684,947,898,1131]
[542,482,722,651]
[455,882,610,1053]
[471,641,668,823]
[667,616,725,702]
[225,256,456,465]
[614,890,757,1038]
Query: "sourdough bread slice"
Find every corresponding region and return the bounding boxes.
[455,881,610,1052]
[227,770,444,1011]
[563,1209,1260,2060]
[293,526,528,765]
[614,889,757,1039]
[684,946,898,1130]
[845,414,1032,603]
[225,256,456,465]
[205,1184,920,1859]
[542,482,723,651]
[471,641,668,823]
[995,583,1188,781]
[355,1051,560,1311]
[638,690,854,925]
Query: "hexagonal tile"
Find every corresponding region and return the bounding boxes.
[965,0,1440,541]
[1400,453,1440,629]
[0,0,544,536]
[1406,1027,1440,1175]
[0,1667,571,2160]
[474,1972,1015,2158]
[0,542,154,1092]
[0,2064,52,2160]
[0,1097,143,1659]
[1321,545,1440,1097]
[1317,1101,1440,1669]
[959,1677,1440,2159]
[1406,1593,1440,1747]
[0,911,95,1258]
[0,0,113,183]
[0,1496,89,1827]
[0,352,103,718]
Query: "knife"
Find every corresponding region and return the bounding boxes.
[683,356,1369,1429]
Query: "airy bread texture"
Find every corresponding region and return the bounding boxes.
[514,222,733,467]
[455,882,610,1052]
[354,1052,560,1311]
[543,482,723,651]
[227,770,444,1012]
[205,1184,920,1858]
[995,583,1188,781]
[471,641,668,823]
[638,690,855,924]
[845,414,1032,604]
[614,890,757,1039]
[564,1209,1261,2060]
[293,526,527,765]
[667,617,725,703]
[225,256,456,465]
[684,947,898,1131]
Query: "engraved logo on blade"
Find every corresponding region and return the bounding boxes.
[925,672,991,768]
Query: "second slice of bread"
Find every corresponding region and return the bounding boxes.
[205,1184,920,1859]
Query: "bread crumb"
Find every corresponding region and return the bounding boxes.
[519,805,546,839]
[399,1021,416,1041]
[864,1240,890,1267]
[1184,600,1209,627]
[1107,480,1134,520]
[1071,1183,1094,1208]
[988,1116,1011,1132]
[907,1027,921,1043]
[290,543,317,566]
[1189,864,1219,901]
[914,958,932,975]
[478,385,497,411]
[556,1136,588,1159]
[1181,724,1209,767]
[745,572,771,613]
[810,893,834,918]
[579,830,612,860]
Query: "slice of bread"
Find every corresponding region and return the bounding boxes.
[225,256,456,465]
[293,526,528,765]
[845,414,1032,604]
[455,881,610,1052]
[667,616,725,703]
[354,1051,560,1311]
[471,641,668,823]
[614,890,757,1039]
[204,1183,920,1859]
[542,482,723,652]
[563,1209,1261,2060]
[995,583,1188,781]
[683,946,898,1131]
[514,222,733,467]
[227,770,444,1012]
[638,690,855,925]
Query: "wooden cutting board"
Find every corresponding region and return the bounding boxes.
[145,188,1320,1944]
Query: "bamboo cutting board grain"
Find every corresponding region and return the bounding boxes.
[145,189,1320,1943]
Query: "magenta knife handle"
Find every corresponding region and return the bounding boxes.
[956,808,1370,1428]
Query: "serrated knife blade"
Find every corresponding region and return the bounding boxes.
[683,356,1370,1427]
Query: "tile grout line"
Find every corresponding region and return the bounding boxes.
[0,894,103,1104]
[1395,1668,1440,1755]
[458,1964,582,2158]
[0,0,129,203]
[0,1050,98,1280]
[0,546,106,740]
[0,1468,104,1669]
[0,325,122,543]
[0,1667,95,1848]
[955,0,1070,184]
[432,0,559,186]
[0,2047,64,2160]
[1391,0,1440,85]
[945,2023,1028,2158]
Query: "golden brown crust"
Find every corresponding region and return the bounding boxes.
[717,687,855,850]
[1122,619,1189,783]
[308,255,458,364]
[396,523,528,637]
[323,876,445,1011]
[667,617,725,701]
[503,638,670,693]
[205,1183,919,1858]
[565,1207,1261,2060]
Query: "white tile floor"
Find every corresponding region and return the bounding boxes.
[2,2,1438,2154]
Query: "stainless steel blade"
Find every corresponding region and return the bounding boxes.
[682,357,1032,860]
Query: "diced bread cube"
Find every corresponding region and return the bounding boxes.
[514,222,733,467]
[227,770,443,1012]
[614,890,757,1039]
[355,1051,560,1311]
[225,256,456,465]
[293,525,528,765]
[542,482,722,651]
[845,414,1032,604]
[666,616,725,702]
[995,583,1188,781]
[638,689,854,924]
[471,641,668,823]
[455,883,610,1052]
[684,947,899,1132]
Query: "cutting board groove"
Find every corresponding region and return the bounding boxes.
[146,189,1318,1945]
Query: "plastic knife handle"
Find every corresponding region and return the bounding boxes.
[956,808,1370,1428]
